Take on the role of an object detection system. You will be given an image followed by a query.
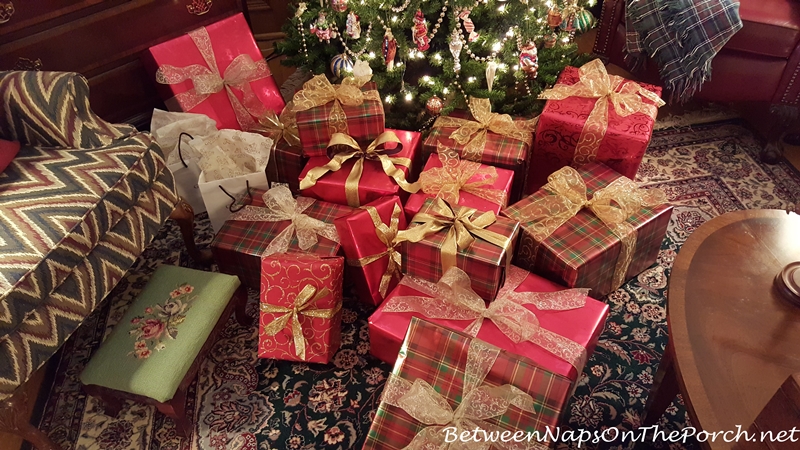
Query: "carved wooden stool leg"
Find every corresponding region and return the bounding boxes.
[232,286,252,327]
[0,390,62,450]
[642,340,679,427]
[761,105,798,164]
[169,198,214,265]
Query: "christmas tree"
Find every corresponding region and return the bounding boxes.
[277,0,596,130]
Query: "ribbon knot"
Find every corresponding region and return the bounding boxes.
[291,74,381,137]
[252,102,302,148]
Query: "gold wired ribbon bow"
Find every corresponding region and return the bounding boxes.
[419,145,508,207]
[516,166,668,291]
[260,284,341,361]
[433,97,534,161]
[407,198,512,274]
[348,203,406,299]
[382,338,541,450]
[538,59,665,166]
[227,185,340,257]
[252,101,301,149]
[291,74,381,137]
[155,26,272,131]
[299,131,421,207]
[383,266,589,370]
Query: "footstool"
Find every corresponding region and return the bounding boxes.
[80,265,249,437]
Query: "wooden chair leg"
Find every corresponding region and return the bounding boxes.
[232,286,252,327]
[169,198,213,265]
[156,388,192,439]
[642,340,680,427]
[0,390,62,450]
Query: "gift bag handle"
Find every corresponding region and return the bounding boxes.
[219,179,253,213]
[177,132,193,168]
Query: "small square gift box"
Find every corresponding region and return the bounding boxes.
[298,130,421,207]
[144,13,285,131]
[362,317,572,450]
[527,59,664,194]
[292,73,385,157]
[259,254,344,363]
[262,101,306,194]
[369,265,609,381]
[404,146,514,219]
[210,185,352,289]
[502,162,672,298]
[333,196,408,307]
[401,197,519,301]
[422,97,535,202]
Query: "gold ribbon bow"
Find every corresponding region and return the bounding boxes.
[349,203,406,299]
[407,198,512,275]
[382,338,539,450]
[384,266,589,370]
[253,101,302,148]
[539,59,665,166]
[291,74,381,137]
[227,185,340,256]
[156,27,272,131]
[299,131,420,207]
[419,145,508,207]
[516,166,668,291]
[260,284,341,360]
[433,97,533,161]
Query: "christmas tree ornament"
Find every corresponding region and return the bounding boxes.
[426,96,443,116]
[296,2,307,17]
[346,11,361,39]
[544,33,558,48]
[411,9,431,51]
[352,59,373,78]
[449,28,463,72]
[547,7,563,29]
[331,0,348,12]
[458,9,479,43]
[310,11,335,42]
[330,53,354,78]
[519,42,538,79]
[383,29,397,69]
[486,61,497,91]
[572,8,596,34]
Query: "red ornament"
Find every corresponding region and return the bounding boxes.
[426,96,443,116]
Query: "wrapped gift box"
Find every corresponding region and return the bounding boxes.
[144,13,285,131]
[502,162,672,297]
[266,140,306,193]
[369,265,608,381]
[259,254,343,363]
[210,186,352,289]
[334,196,407,307]
[401,197,519,301]
[298,129,421,207]
[404,150,514,219]
[528,61,663,194]
[363,317,571,450]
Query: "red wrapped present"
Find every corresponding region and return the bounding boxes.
[292,74,384,157]
[259,254,343,363]
[369,265,608,381]
[401,197,519,301]
[144,13,285,131]
[262,102,306,194]
[405,147,514,219]
[210,185,352,289]
[528,59,664,194]
[502,162,672,297]
[363,317,571,450]
[334,196,408,307]
[422,97,535,202]
[298,130,421,207]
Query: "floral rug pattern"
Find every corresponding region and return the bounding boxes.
[32,119,800,450]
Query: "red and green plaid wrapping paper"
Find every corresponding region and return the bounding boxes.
[266,140,306,194]
[210,189,353,289]
[502,162,672,298]
[363,317,571,450]
[401,198,519,301]
[295,81,385,157]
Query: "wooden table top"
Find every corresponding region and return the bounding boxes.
[669,210,800,448]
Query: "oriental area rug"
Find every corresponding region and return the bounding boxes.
[30,117,800,450]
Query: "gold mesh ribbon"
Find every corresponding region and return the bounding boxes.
[432,97,533,161]
[299,132,421,207]
[538,59,665,166]
[260,284,341,361]
[348,203,405,299]
[419,145,508,207]
[227,185,340,256]
[516,166,668,291]
[291,74,381,136]
[155,26,272,131]
[382,337,541,450]
[406,198,512,275]
[253,101,301,149]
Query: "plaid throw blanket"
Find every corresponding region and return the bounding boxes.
[624,0,742,104]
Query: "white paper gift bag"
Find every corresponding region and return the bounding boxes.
[167,133,206,213]
[198,170,270,232]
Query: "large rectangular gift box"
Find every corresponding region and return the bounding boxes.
[369,265,609,381]
[502,162,672,298]
[259,254,343,363]
[298,129,421,207]
[528,60,663,194]
[144,13,285,131]
[263,102,306,194]
[210,186,353,289]
[363,317,572,450]
[401,197,519,301]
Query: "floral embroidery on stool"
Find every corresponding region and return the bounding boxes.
[128,283,197,359]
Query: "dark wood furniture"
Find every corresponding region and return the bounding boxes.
[734,373,800,450]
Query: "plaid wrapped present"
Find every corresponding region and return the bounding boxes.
[401,197,519,301]
[259,254,343,363]
[292,74,384,157]
[262,101,306,194]
[363,317,570,450]
[502,162,672,298]
[210,186,352,289]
